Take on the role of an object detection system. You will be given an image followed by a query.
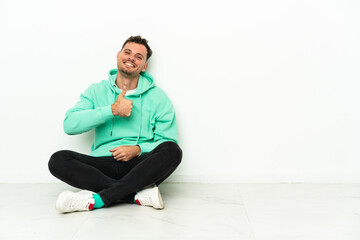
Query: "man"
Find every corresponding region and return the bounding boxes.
[48,36,182,213]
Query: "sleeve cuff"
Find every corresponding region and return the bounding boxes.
[100,105,114,121]
[138,143,151,155]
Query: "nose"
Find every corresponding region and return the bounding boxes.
[128,54,135,62]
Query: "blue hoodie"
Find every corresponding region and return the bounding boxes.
[63,69,178,157]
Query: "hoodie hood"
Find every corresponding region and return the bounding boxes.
[107,69,155,95]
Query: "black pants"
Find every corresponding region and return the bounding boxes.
[48,141,182,207]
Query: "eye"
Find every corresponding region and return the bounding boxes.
[136,55,143,60]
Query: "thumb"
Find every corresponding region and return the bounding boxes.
[119,86,127,97]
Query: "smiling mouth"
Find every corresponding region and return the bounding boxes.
[124,61,136,68]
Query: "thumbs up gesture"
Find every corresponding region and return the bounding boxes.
[111,86,133,117]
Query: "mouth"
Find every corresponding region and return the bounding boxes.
[123,61,136,68]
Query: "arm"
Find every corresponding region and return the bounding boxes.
[138,94,178,154]
[63,86,114,135]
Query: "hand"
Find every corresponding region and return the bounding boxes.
[111,86,133,117]
[109,145,141,162]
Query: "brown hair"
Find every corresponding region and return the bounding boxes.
[122,35,152,61]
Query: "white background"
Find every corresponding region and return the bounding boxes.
[0,0,359,183]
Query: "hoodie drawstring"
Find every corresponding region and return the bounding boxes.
[136,95,142,145]
[110,84,116,136]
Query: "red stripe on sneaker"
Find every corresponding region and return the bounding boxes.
[135,199,141,205]
[88,203,94,210]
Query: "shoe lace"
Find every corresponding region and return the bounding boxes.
[70,196,91,209]
[136,190,154,206]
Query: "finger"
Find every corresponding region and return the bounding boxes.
[119,86,127,97]
[110,149,120,155]
[113,152,120,160]
[120,157,129,162]
[116,155,125,161]
[115,151,126,160]
[112,150,120,158]
[111,149,121,158]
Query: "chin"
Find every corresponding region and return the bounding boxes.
[120,69,138,77]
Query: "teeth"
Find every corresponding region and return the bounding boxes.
[125,62,135,67]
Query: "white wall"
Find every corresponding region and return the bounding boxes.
[1,0,359,183]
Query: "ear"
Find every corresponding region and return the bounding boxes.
[142,62,149,72]
[116,51,121,60]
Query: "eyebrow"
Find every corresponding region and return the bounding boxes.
[124,49,145,58]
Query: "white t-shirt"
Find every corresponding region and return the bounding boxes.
[121,88,137,96]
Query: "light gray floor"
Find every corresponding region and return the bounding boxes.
[0,183,359,240]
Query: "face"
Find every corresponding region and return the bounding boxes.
[117,42,148,78]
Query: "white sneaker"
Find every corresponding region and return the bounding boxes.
[134,184,164,209]
[55,190,95,213]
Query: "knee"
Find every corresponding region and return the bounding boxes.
[159,141,182,166]
[48,150,69,176]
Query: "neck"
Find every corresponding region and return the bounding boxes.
[116,72,140,90]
